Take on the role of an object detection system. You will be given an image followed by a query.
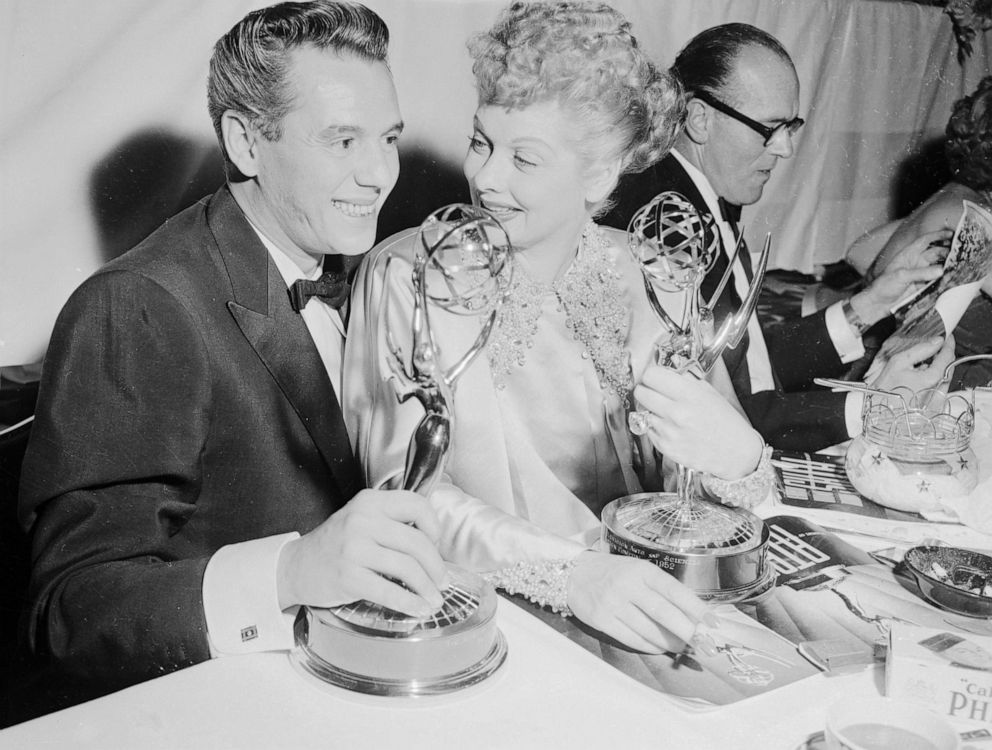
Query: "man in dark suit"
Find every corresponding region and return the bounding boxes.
[606,23,952,452]
[17,1,447,706]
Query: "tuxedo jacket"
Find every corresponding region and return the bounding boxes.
[18,186,362,693]
[605,154,850,451]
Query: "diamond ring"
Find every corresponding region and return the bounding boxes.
[628,410,651,436]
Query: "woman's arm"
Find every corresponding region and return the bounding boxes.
[866,191,965,281]
[845,219,901,276]
[633,362,773,509]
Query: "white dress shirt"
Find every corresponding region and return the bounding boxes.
[202,225,347,656]
[671,150,776,393]
[671,149,864,436]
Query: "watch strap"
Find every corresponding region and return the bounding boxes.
[842,299,871,336]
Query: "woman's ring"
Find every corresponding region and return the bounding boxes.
[628,410,651,436]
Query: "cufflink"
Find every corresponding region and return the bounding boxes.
[241,625,258,642]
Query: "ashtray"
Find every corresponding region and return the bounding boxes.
[292,564,507,696]
[904,545,992,619]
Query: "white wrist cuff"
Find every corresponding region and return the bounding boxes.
[203,532,300,656]
[826,301,866,364]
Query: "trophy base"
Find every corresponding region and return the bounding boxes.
[291,624,507,697]
[290,564,508,697]
[602,493,772,601]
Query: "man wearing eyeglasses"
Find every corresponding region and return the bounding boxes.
[607,23,952,452]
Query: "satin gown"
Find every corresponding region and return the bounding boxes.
[343,222,721,572]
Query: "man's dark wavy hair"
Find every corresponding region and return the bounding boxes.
[946,76,992,193]
[207,1,388,177]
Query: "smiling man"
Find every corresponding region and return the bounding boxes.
[606,23,952,452]
[17,1,447,711]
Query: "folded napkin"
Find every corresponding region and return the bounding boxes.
[934,390,992,533]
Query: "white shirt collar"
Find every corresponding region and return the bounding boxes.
[670,148,725,227]
[669,150,777,394]
[243,216,323,287]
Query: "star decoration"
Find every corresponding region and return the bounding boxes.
[958,456,970,471]
[871,452,884,466]
[918,479,931,494]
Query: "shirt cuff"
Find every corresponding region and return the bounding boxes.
[203,532,300,657]
[844,391,866,438]
[825,301,866,364]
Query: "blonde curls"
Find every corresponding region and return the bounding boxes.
[469,2,684,183]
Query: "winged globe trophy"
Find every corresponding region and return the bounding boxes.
[602,192,775,602]
[292,205,513,696]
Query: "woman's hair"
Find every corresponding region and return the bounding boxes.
[946,76,992,193]
[207,1,388,177]
[468,1,684,193]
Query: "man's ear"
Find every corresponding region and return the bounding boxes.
[221,110,260,178]
[683,97,710,145]
[585,157,622,205]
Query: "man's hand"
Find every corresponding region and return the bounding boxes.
[868,334,956,393]
[851,229,949,326]
[276,489,449,616]
[633,363,763,480]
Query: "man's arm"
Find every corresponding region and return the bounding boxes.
[20,272,214,690]
[765,227,947,391]
[763,309,848,390]
[21,268,451,693]
[738,387,851,452]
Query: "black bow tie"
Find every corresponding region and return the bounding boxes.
[288,270,350,312]
[717,197,742,226]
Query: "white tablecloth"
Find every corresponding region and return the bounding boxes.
[0,593,885,750]
[14,421,992,749]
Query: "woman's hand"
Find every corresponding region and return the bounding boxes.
[567,550,710,653]
[633,363,762,480]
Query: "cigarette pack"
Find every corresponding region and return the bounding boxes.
[886,621,992,725]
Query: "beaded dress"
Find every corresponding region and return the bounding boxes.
[344,222,691,572]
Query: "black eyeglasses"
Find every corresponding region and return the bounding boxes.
[694,90,804,147]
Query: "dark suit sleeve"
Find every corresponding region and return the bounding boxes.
[19,271,214,691]
[743,306,856,450]
[739,388,850,452]
[763,309,849,391]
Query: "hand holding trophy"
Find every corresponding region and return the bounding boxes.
[626,191,770,503]
[600,192,774,603]
[292,205,514,697]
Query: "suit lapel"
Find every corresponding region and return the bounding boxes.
[207,188,363,500]
[657,153,707,211]
[662,156,762,394]
[663,156,738,305]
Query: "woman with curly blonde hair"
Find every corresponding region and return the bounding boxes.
[345,2,769,654]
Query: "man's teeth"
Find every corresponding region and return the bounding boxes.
[333,201,376,217]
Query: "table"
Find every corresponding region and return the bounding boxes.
[0,587,887,750]
[8,435,992,750]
